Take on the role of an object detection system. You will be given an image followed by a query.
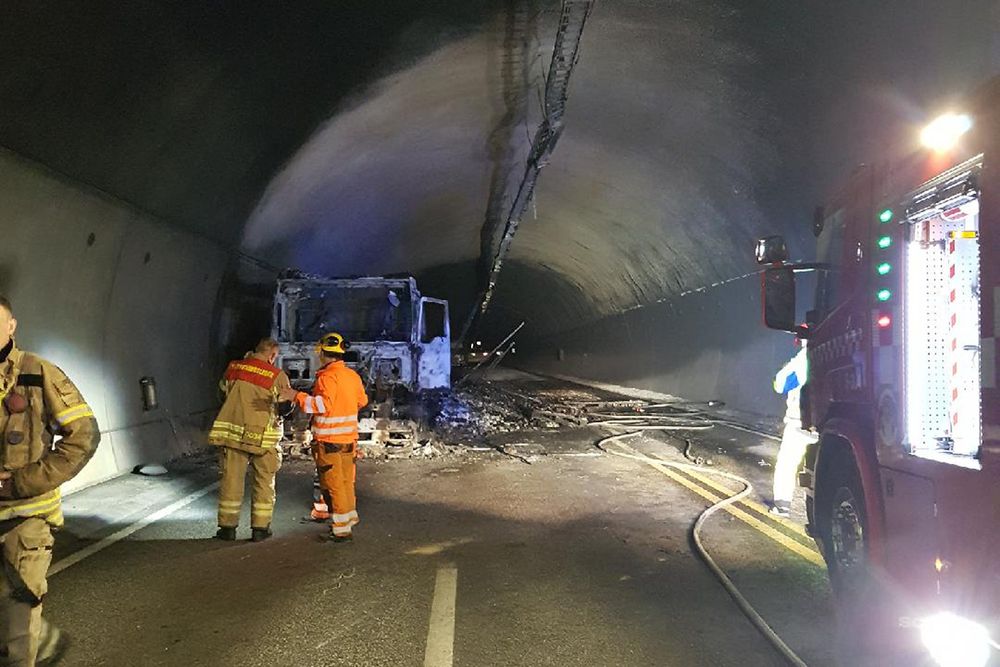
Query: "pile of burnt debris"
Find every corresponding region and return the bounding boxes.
[427,382,533,443]
[281,376,767,462]
[425,380,670,445]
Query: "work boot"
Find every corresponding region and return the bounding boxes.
[251,527,272,542]
[215,526,237,541]
[307,500,330,522]
[36,623,70,666]
[769,501,791,518]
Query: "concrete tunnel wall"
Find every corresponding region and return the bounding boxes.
[0,149,241,492]
[517,276,795,418]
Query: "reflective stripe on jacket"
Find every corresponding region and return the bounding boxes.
[295,360,368,444]
[209,355,290,455]
[0,344,101,528]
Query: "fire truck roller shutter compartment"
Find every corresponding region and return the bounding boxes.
[903,156,984,465]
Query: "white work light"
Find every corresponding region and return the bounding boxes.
[919,612,992,667]
[921,113,972,151]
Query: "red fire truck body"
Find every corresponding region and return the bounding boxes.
[759,80,999,662]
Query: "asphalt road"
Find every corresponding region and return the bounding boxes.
[44,377,837,666]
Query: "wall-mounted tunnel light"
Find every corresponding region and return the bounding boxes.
[921,113,972,152]
[877,262,892,275]
[879,209,893,223]
[877,289,893,302]
[878,235,892,249]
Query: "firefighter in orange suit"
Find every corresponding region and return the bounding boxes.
[280,333,368,542]
[0,295,100,666]
[208,338,291,542]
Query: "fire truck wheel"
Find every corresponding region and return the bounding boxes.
[819,449,894,661]
[819,450,869,598]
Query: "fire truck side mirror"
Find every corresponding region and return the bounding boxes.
[755,236,788,265]
[761,267,797,332]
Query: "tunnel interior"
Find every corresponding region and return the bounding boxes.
[2,0,999,486]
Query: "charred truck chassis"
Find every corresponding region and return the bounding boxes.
[272,275,451,454]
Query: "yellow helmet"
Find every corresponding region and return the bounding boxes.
[317,332,349,355]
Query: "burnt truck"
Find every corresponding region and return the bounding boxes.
[756,80,1000,665]
[272,274,450,451]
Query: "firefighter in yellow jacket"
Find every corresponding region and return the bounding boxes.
[280,333,368,542]
[208,338,291,542]
[0,296,100,666]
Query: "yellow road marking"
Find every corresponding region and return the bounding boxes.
[614,442,825,567]
[647,452,811,539]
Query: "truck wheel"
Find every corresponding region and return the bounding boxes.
[819,450,891,662]
[819,450,869,596]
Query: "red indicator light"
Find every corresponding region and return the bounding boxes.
[877,315,892,328]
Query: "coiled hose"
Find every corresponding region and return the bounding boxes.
[596,428,808,667]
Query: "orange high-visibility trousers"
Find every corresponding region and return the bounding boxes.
[313,442,359,536]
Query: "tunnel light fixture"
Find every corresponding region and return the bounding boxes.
[877,262,892,275]
[878,235,893,249]
[877,289,893,302]
[921,113,973,152]
[879,209,894,223]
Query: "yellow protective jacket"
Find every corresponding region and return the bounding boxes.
[294,360,368,445]
[0,342,101,527]
[208,354,291,455]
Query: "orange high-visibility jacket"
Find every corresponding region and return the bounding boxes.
[294,360,368,444]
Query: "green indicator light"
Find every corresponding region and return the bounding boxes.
[878,236,892,249]
[879,209,893,223]
[877,289,892,302]
[877,262,892,275]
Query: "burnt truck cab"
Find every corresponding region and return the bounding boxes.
[757,82,1000,664]
[272,274,451,408]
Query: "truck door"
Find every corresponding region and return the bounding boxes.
[417,298,451,390]
[809,169,874,416]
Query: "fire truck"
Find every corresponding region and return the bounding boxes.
[757,80,999,666]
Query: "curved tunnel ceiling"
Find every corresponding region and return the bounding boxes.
[0,0,502,244]
[244,1,783,334]
[3,0,999,339]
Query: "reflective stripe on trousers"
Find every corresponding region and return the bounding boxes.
[313,446,358,536]
[217,447,282,528]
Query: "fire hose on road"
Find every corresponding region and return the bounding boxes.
[463,381,812,664]
[595,427,809,667]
